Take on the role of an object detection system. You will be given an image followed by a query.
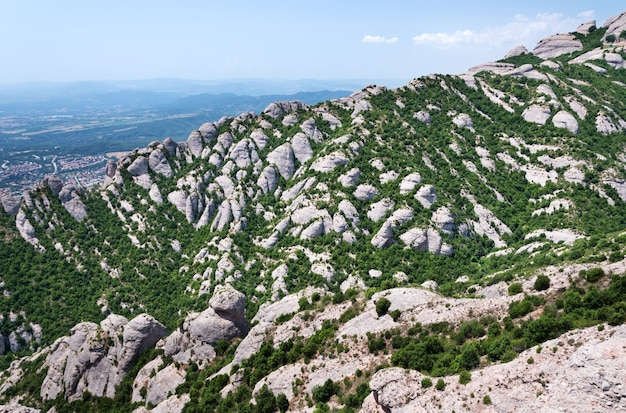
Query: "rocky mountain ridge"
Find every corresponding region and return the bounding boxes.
[1,10,626,413]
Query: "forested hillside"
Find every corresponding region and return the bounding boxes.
[1,12,626,413]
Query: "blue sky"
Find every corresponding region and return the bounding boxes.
[1,1,624,86]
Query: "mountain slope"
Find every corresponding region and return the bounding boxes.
[1,11,626,413]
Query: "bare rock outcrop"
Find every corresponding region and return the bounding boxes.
[522,104,551,125]
[415,184,436,209]
[267,143,296,180]
[310,151,349,172]
[533,33,582,59]
[127,156,149,176]
[263,100,306,119]
[15,209,39,247]
[58,183,88,222]
[148,148,173,177]
[40,313,166,401]
[399,172,421,194]
[163,285,247,365]
[354,184,379,201]
[1,195,21,216]
[552,110,579,133]
[603,11,626,40]
[291,133,314,163]
[338,168,361,187]
[362,324,626,412]
[505,45,529,58]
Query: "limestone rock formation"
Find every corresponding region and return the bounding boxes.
[362,324,626,412]
[162,285,247,365]
[552,110,579,133]
[40,313,166,401]
[127,156,149,176]
[533,33,583,59]
[338,168,361,187]
[523,104,551,125]
[267,143,295,179]
[310,151,348,172]
[504,45,529,58]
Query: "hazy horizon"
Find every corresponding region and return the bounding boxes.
[1,1,623,85]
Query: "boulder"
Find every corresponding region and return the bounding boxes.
[552,110,579,134]
[162,137,178,156]
[1,195,21,216]
[596,113,621,135]
[338,200,360,227]
[149,183,163,204]
[452,113,474,131]
[45,175,63,196]
[257,165,278,195]
[15,209,39,247]
[504,45,529,58]
[148,149,173,177]
[300,220,327,240]
[431,206,455,234]
[167,190,187,214]
[250,129,269,150]
[229,139,257,168]
[267,143,296,179]
[310,151,348,172]
[367,199,395,222]
[523,105,551,125]
[127,156,149,176]
[533,33,582,59]
[198,122,218,140]
[603,11,626,40]
[576,20,596,35]
[399,172,422,194]
[263,100,306,119]
[421,280,439,291]
[209,284,248,333]
[413,110,431,124]
[354,184,379,200]
[415,184,436,209]
[291,133,314,163]
[338,168,361,187]
[186,130,204,157]
[300,118,324,142]
[508,64,549,81]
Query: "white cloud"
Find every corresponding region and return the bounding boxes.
[412,11,596,48]
[363,35,399,44]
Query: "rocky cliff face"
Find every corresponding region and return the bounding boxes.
[2,10,626,413]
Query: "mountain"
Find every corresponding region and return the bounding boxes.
[1,11,626,413]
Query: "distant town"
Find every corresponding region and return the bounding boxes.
[0,153,109,198]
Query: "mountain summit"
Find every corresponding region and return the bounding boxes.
[1,10,626,413]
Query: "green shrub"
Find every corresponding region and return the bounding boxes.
[375,297,391,316]
[459,370,471,384]
[421,377,433,388]
[585,267,605,283]
[312,379,338,403]
[277,393,289,412]
[534,275,550,291]
[508,282,523,295]
[435,378,446,391]
[483,395,492,405]
[509,298,534,318]
[606,34,616,43]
